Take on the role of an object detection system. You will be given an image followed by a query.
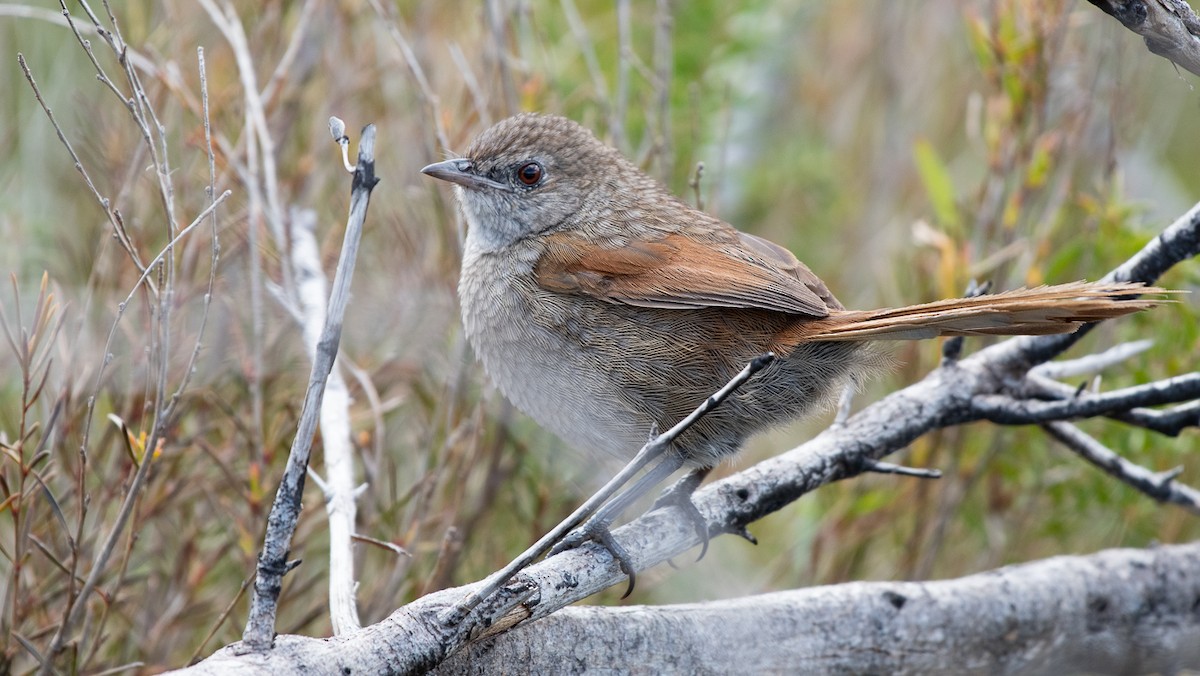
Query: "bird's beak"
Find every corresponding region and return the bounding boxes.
[421,159,510,192]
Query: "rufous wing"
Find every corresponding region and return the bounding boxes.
[534,230,840,317]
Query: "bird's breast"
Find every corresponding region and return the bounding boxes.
[458,244,651,457]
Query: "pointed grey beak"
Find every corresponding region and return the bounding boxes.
[421,159,510,191]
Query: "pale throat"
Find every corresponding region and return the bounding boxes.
[457,186,530,254]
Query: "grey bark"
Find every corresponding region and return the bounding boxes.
[1086,0,1200,77]
[437,542,1200,675]
[180,542,1200,675]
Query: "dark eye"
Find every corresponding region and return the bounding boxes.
[516,161,543,186]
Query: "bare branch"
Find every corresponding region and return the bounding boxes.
[1043,421,1200,513]
[1030,339,1155,379]
[290,204,362,634]
[242,125,378,650]
[179,542,1200,674]
[1027,375,1200,436]
[860,459,943,479]
[1086,0,1200,77]
[974,373,1200,424]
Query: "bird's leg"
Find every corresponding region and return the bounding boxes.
[548,451,686,598]
[438,435,671,624]
[652,466,714,561]
[439,355,775,624]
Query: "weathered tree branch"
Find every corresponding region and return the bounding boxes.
[1086,0,1200,77]
[1043,420,1200,513]
[179,542,1200,674]
[1028,373,1200,436]
[973,373,1200,424]
[437,541,1200,675]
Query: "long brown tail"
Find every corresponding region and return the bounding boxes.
[795,281,1164,342]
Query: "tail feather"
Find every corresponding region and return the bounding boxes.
[793,281,1166,342]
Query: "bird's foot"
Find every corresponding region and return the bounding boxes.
[652,467,712,562]
[548,518,639,598]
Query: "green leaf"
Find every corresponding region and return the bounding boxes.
[913,139,961,234]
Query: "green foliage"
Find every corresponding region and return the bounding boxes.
[913,138,962,235]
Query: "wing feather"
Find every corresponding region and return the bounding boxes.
[535,230,839,317]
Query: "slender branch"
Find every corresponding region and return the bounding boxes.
[198,0,275,471]
[242,125,378,650]
[259,0,318,108]
[974,373,1200,424]
[166,46,223,430]
[613,0,631,150]
[649,0,673,176]
[289,205,362,634]
[1027,375,1200,436]
[1043,421,1200,513]
[365,0,451,154]
[1030,339,1155,379]
[860,459,943,479]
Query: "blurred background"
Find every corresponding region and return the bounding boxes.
[0,0,1197,671]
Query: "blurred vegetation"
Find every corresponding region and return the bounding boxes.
[0,0,1196,672]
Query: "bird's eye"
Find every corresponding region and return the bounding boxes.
[516,161,543,186]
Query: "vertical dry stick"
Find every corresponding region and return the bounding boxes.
[561,0,611,123]
[260,0,318,108]
[200,0,292,469]
[242,125,378,650]
[207,0,289,286]
[290,205,362,634]
[245,108,267,471]
[615,0,631,150]
[487,0,519,116]
[652,0,674,179]
[449,42,492,126]
[165,47,223,428]
[366,0,451,154]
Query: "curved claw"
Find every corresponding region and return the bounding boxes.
[592,528,638,599]
[694,524,710,562]
[652,472,712,562]
[729,525,758,545]
[548,520,639,597]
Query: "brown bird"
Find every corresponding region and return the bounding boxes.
[422,113,1155,610]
